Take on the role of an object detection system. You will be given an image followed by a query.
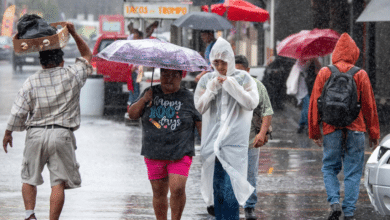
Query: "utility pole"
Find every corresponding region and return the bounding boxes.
[270,0,274,54]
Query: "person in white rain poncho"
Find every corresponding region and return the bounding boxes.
[194,37,259,219]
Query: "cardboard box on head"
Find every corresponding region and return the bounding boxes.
[13,22,70,54]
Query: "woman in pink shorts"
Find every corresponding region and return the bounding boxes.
[128,68,202,220]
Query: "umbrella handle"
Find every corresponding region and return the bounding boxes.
[151,67,154,103]
[151,67,154,88]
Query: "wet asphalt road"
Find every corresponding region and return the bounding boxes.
[0,61,389,219]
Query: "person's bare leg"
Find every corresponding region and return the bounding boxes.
[169,174,188,220]
[50,182,65,220]
[22,183,37,210]
[150,178,169,220]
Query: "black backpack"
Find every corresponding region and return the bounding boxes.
[317,65,361,127]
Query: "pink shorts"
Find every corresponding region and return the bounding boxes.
[144,156,193,180]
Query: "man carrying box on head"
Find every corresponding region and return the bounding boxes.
[2,20,92,220]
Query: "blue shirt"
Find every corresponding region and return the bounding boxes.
[205,40,216,65]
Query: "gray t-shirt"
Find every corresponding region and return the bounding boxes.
[137,85,202,160]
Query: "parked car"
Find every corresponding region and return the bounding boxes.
[11,51,40,73]
[364,134,390,216]
[0,36,12,61]
[91,34,132,113]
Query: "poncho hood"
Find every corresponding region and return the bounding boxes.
[209,37,236,76]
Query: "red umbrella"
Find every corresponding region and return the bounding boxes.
[276,28,341,60]
[202,0,269,23]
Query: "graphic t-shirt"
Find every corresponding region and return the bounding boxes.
[137,85,202,160]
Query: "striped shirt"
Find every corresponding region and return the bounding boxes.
[6,57,93,131]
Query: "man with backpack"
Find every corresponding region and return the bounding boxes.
[308,33,380,220]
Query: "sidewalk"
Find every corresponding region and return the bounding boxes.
[0,104,385,219]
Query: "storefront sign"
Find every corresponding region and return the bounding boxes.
[99,15,125,35]
[124,2,189,19]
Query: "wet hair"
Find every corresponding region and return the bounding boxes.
[39,49,64,67]
[235,55,249,69]
[160,68,183,76]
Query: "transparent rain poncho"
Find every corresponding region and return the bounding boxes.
[194,37,259,206]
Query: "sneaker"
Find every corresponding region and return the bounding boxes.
[25,213,37,220]
[207,205,215,216]
[328,203,342,220]
[344,216,355,220]
[245,207,257,220]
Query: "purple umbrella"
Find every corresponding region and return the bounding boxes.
[96,38,212,72]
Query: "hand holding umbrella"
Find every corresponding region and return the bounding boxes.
[142,88,153,108]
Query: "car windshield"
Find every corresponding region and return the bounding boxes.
[98,39,116,53]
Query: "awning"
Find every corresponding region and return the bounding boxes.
[357,0,390,22]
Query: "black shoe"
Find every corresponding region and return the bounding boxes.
[25,213,37,220]
[245,207,257,220]
[207,205,215,217]
[297,125,306,134]
[328,203,342,220]
[344,216,355,220]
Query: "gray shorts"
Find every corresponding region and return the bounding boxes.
[22,127,81,189]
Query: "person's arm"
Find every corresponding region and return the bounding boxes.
[359,71,380,149]
[194,74,221,114]
[66,22,92,64]
[222,74,259,111]
[3,130,13,153]
[195,121,202,138]
[253,81,273,148]
[128,88,153,119]
[308,67,328,142]
[253,115,272,148]
[128,22,136,34]
[4,84,32,153]
[195,71,208,83]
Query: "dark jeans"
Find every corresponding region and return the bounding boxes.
[299,95,310,127]
[213,158,239,219]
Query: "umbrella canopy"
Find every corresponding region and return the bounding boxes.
[172,11,233,30]
[276,28,341,60]
[202,0,269,23]
[96,38,212,72]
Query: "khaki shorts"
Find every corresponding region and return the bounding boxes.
[22,127,81,189]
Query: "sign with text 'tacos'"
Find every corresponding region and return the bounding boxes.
[124,2,189,19]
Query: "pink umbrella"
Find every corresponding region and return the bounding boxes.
[276,28,341,60]
[202,0,269,23]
